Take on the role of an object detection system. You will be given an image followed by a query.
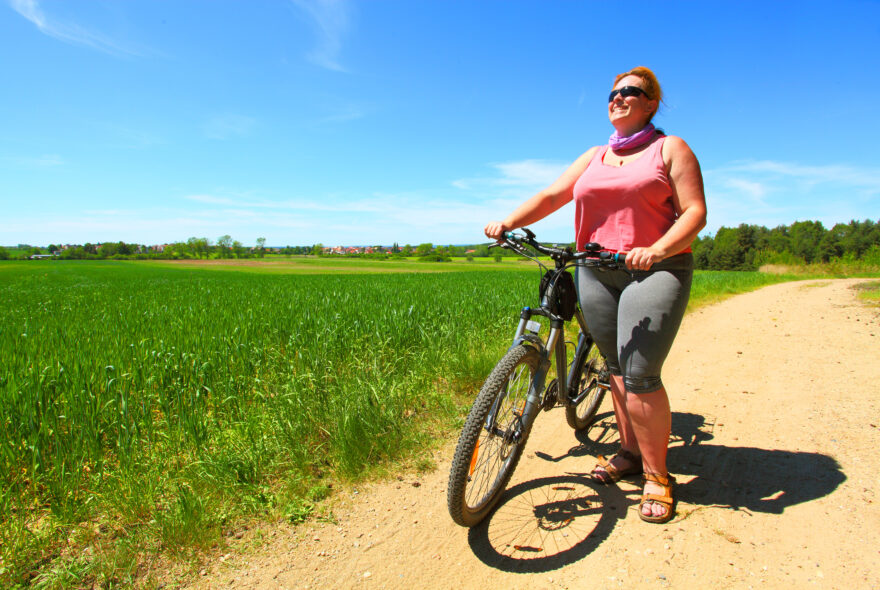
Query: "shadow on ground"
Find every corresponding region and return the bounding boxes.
[469,411,845,571]
[574,411,847,515]
[467,474,627,573]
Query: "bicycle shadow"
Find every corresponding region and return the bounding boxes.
[471,411,846,571]
[466,474,627,573]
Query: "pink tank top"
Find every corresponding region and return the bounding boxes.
[573,136,690,254]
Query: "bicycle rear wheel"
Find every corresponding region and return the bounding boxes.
[565,342,608,430]
[447,345,540,527]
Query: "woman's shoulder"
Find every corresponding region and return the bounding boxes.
[569,145,604,169]
[582,144,606,162]
[659,135,694,150]
[660,135,696,163]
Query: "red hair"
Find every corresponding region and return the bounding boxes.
[614,66,663,121]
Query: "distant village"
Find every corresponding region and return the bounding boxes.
[4,240,490,261]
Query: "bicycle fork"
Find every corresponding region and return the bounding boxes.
[491,311,567,435]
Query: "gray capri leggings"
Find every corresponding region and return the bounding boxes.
[575,253,693,394]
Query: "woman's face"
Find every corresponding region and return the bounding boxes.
[608,75,658,130]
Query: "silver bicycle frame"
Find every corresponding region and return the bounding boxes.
[501,304,592,428]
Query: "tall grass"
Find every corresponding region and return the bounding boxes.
[0,261,804,586]
[0,262,536,586]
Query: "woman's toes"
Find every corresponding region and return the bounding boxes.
[652,502,667,518]
[641,500,667,518]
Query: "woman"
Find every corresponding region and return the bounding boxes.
[484,66,706,523]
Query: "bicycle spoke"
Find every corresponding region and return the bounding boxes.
[464,360,532,510]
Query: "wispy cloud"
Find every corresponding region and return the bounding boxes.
[184,192,391,213]
[105,125,164,149]
[1,153,65,167]
[492,160,567,187]
[176,190,521,243]
[717,160,880,192]
[184,194,239,206]
[9,0,145,57]
[453,159,567,192]
[291,0,351,72]
[203,114,257,140]
[314,104,364,125]
[4,175,573,246]
[704,159,880,231]
[721,178,766,200]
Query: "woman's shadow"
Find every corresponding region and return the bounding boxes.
[663,412,846,514]
[467,411,845,572]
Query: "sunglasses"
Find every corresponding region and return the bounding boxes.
[608,86,648,102]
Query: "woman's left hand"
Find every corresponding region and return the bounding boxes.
[625,247,665,271]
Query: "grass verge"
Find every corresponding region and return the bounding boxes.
[854,280,880,305]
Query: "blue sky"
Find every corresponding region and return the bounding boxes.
[2,0,879,248]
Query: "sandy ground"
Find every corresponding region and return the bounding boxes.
[188,279,880,590]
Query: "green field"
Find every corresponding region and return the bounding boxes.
[149,255,535,274]
[0,259,803,587]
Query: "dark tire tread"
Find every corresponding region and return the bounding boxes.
[447,345,539,527]
[565,343,607,430]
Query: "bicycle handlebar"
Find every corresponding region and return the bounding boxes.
[494,229,627,268]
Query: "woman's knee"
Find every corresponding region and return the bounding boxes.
[624,375,664,394]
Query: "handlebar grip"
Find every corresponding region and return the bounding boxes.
[598,251,628,264]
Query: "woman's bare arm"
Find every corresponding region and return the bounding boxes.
[484,147,599,239]
[625,136,707,270]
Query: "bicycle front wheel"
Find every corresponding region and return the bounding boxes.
[447,345,540,527]
[565,342,608,430]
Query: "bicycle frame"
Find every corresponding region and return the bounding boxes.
[448,229,622,527]
[481,229,622,444]
[506,292,592,426]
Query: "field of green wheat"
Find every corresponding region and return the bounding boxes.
[0,260,797,587]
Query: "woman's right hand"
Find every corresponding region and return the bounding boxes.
[484,221,509,240]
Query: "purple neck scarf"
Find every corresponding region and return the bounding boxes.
[609,123,658,151]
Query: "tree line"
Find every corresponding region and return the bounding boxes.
[691,218,880,270]
[3,219,878,270]
[0,236,274,261]
[0,237,500,261]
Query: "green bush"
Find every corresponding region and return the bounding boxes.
[752,249,806,267]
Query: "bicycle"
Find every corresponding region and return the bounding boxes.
[446,228,626,527]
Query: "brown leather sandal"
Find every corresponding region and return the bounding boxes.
[590,449,643,485]
[639,472,676,524]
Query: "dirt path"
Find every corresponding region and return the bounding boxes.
[189,279,880,590]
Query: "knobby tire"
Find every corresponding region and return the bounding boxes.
[565,342,607,430]
[447,345,540,527]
